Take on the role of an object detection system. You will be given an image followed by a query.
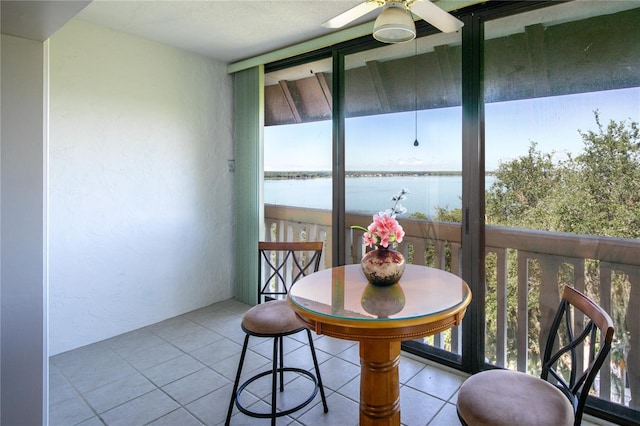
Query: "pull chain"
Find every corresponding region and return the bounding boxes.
[413,38,419,147]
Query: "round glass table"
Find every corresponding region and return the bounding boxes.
[287,264,472,425]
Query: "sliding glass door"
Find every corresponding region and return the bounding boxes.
[483,1,640,420]
[344,32,464,358]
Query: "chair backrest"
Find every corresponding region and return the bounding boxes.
[257,241,323,304]
[541,286,615,426]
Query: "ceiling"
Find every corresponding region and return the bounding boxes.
[1,1,92,41]
[1,1,482,64]
[1,0,375,63]
[76,0,377,63]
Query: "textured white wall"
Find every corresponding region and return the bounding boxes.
[48,20,234,355]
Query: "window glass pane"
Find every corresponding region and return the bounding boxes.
[345,36,463,224]
[345,31,463,355]
[484,2,640,414]
[263,59,333,265]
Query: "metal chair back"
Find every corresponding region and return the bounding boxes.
[541,286,615,425]
[257,241,323,304]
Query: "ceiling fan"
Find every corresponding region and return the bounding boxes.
[322,0,464,43]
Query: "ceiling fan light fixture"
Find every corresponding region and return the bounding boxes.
[373,3,416,44]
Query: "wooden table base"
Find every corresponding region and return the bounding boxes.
[359,340,401,426]
[288,265,471,426]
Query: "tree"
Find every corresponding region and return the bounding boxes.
[556,112,640,238]
[486,142,558,228]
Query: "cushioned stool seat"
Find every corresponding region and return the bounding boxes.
[457,369,574,426]
[229,299,324,424]
[241,300,303,335]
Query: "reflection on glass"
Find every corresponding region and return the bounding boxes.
[360,283,406,318]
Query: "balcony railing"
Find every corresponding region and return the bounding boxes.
[265,204,639,412]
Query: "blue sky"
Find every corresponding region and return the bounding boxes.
[264,87,640,172]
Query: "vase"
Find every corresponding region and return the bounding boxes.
[360,247,405,287]
[360,283,406,318]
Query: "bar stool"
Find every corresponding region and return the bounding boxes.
[457,286,614,426]
[225,241,329,425]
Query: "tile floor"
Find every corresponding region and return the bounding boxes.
[49,298,604,426]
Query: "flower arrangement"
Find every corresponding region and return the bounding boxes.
[352,189,408,249]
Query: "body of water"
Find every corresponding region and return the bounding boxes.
[265,175,496,217]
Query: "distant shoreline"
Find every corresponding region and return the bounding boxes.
[265,171,495,180]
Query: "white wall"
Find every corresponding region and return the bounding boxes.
[48,20,234,355]
[1,34,48,425]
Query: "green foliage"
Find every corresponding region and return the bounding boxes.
[560,113,640,238]
[410,211,428,220]
[434,207,462,223]
[486,143,558,228]
[487,112,640,239]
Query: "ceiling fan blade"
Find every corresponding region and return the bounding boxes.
[322,1,382,29]
[409,0,464,33]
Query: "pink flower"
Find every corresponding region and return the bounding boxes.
[351,189,409,249]
[363,232,376,247]
[359,212,404,248]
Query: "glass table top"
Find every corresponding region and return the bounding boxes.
[288,264,471,322]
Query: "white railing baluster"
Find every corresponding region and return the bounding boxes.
[492,247,508,368]
[625,266,640,409]
[516,253,530,372]
[599,262,615,400]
